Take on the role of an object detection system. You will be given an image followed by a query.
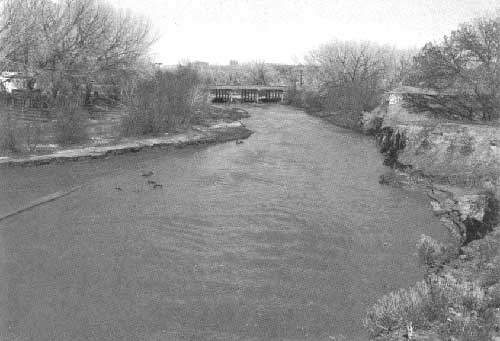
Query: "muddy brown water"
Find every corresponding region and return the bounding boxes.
[0,105,449,340]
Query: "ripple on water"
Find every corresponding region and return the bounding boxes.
[0,105,450,340]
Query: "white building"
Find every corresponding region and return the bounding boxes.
[0,71,34,93]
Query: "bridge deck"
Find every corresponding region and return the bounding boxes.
[209,85,287,103]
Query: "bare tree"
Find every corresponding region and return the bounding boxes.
[122,66,204,136]
[306,40,394,113]
[0,0,155,104]
[249,60,269,86]
[410,14,500,120]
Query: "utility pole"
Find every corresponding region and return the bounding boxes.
[299,67,303,88]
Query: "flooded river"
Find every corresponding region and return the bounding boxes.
[0,105,448,340]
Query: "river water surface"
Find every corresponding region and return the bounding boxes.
[0,105,448,340]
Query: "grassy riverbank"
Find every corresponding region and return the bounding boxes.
[0,106,252,167]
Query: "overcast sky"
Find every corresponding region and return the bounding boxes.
[108,0,499,65]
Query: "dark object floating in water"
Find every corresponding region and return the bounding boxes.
[153,183,163,189]
[142,171,154,177]
[114,186,123,191]
[147,179,157,185]
[236,140,244,145]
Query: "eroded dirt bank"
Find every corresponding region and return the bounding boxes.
[361,96,500,340]
[372,120,500,245]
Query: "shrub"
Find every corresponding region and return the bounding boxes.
[439,309,491,341]
[434,276,492,341]
[364,281,431,337]
[302,91,323,110]
[54,102,89,145]
[284,88,303,107]
[428,274,492,341]
[285,88,324,110]
[481,256,500,287]
[0,111,46,154]
[487,284,500,308]
[417,234,452,268]
[322,84,382,114]
[427,274,486,320]
[365,273,489,338]
[122,67,206,136]
[23,121,43,153]
[0,112,22,153]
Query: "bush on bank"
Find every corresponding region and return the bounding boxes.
[0,66,207,154]
[54,101,89,146]
[0,110,46,154]
[366,227,500,340]
[286,42,413,129]
[416,234,456,269]
[285,88,323,111]
[365,274,492,340]
[122,67,206,136]
[0,112,21,153]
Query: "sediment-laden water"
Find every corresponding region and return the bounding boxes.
[0,105,449,340]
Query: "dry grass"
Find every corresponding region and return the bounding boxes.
[365,273,492,339]
[364,251,500,341]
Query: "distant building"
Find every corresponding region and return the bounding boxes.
[386,86,458,105]
[0,71,35,93]
[191,61,209,69]
[161,64,178,71]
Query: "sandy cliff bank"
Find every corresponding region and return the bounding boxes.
[362,90,500,340]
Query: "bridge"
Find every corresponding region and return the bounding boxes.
[209,85,287,103]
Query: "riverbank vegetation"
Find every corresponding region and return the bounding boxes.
[406,15,500,122]
[2,0,500,339]
[365,230,500,341]
[359,11,500,341]
[215,7,500,340]
[281,42,414,129]
[284,11,500,129]
[121,66,206,136]
[0,0,214,155]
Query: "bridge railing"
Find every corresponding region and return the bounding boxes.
[208,85,288,103]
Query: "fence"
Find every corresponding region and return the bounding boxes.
[0,90,53,122]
